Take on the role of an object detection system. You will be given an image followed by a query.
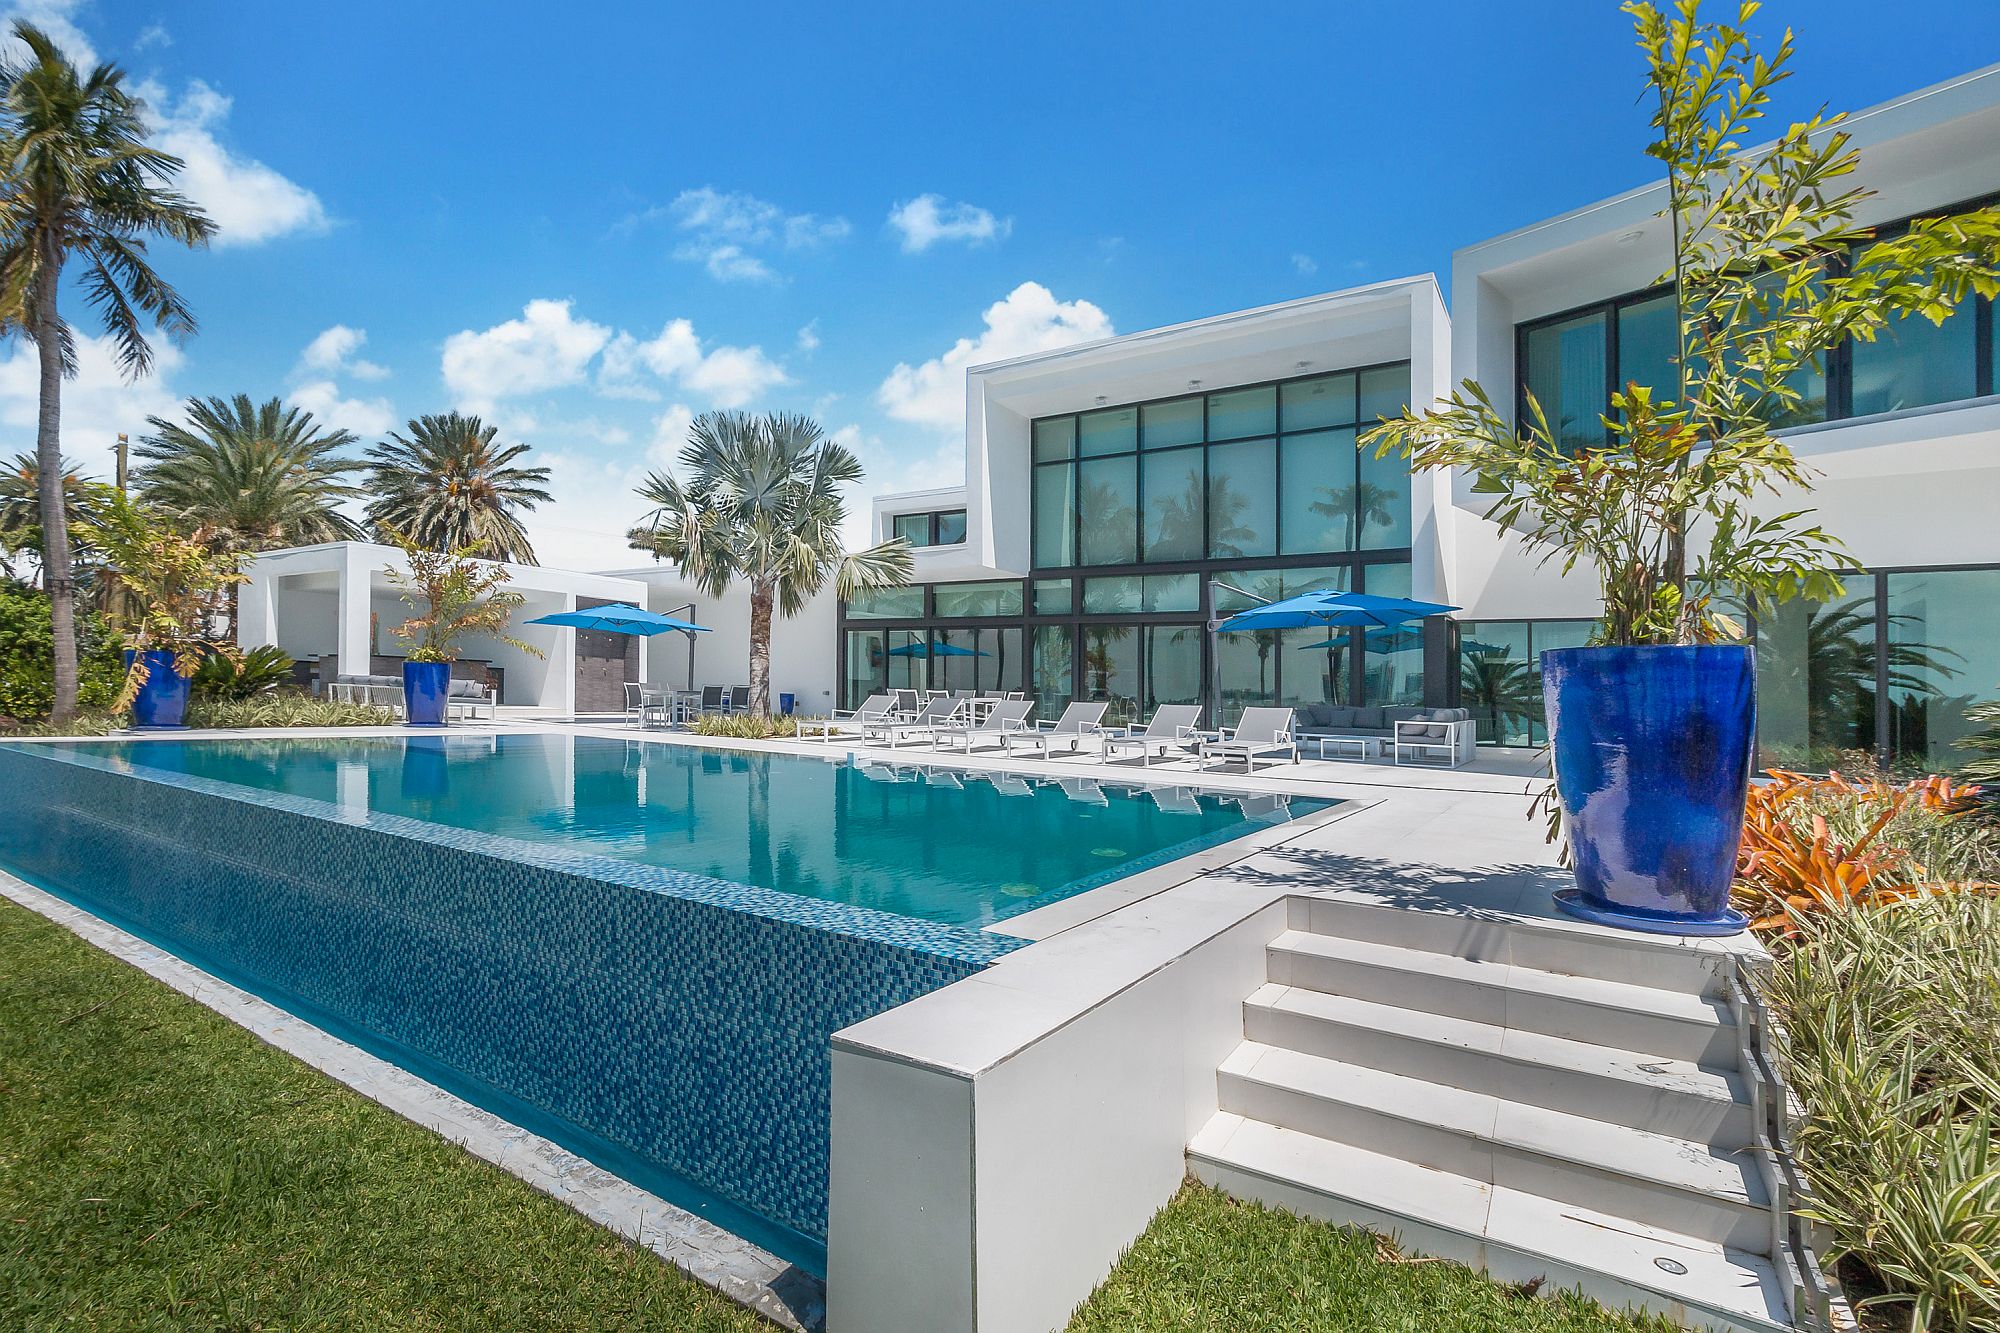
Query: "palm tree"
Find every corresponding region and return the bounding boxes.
[0,21,215,720]
[365,413,552,563]
[1312,479,1401,549]
[630,411,913,719]
[136,395,366,555]
[0,450,97,562]
[1459,648,1541,745]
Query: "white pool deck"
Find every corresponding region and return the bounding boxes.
[0,718,1783,1333]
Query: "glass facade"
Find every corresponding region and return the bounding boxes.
[1517,199,2000,444]
[1032,363,1414,571]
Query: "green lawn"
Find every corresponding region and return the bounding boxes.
[0,896,766,1332]
[3,893,1672,1332]
[1066,1183,1673,1333]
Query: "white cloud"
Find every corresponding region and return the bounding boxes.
[286,326,394,438]
[0,1,96,66]
[290,378,394,439]
[134,21,169,50]
[442,299,613,413]
[597,319,786,409]
[0,328,184,460]
[295,324,387,380]
[662,186,849,283]
[1292,253,1319,275]
[648,404,695,465]
[887,194,1011,253]
[139,79,327,248]
[877,281,1113,432]
[796,321,820,354]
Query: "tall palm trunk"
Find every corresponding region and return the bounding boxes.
[32,249,76,722]
[748,578,774,720]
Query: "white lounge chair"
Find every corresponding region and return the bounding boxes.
[1101,704,1204,766]
[863,695,961,746]
[1200,707,1298,773]
[800,693,895,742]
[932,698,1034,753]
[1001,701,1110,758]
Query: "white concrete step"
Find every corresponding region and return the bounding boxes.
[1189,1113,1791,1333]
[1217,1042,1770,1250]
[1242,983,1753,1148]
[1289,895,1733,997]
[1265,929,1738,1065]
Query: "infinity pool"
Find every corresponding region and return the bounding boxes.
[47,732,1326,927]
[0,733,1329,1272]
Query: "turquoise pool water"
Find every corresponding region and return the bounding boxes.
[52,733,1328,928]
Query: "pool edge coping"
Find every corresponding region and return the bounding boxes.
[0,867,828,1333]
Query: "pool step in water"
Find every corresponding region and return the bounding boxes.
[1188,902,1793,1333]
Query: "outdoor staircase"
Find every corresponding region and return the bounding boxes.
[1187,896,1810,1333]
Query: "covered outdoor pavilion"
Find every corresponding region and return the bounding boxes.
[235,541,654,713]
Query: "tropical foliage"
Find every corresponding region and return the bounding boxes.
[1732,768,1996,934]
[630,412,912,719]
[381,528,541,666]
[689,712,800,740]
[1961,697,2000,795]
[0,20,215,720]
[190,644,296,701]
[75,493,244,709]
[1360,0,2000,648]
[0,578,121,718]
[0,451,107,570]
[1459,648,1541,745]
[366,414,551,564]
[1765,893,2000,1332]
[135,395,365,554]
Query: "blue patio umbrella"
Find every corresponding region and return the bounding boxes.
[526,603,711,636]
[1216,590,1457,703]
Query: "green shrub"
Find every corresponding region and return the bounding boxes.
[191,644,297,701]
[184,695,392,728]
[0,581,124,719]
[688,712,800,740]
[1766,894,2000,1331]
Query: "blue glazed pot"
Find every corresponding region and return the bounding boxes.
[1541,644,1754,936]
[402,660,451,727]
[125,649,190,729]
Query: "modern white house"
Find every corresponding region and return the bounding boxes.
[842,61,2000,773]
[235,65,1999,767]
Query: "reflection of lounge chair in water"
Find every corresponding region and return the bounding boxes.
[1054,776,1108,806]
[976,770,1034,797]
[1147,785,1203,815]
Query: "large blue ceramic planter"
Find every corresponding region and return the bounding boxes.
[402,660,451,727]
[1541,644,1754,936]
[125,649,190,729]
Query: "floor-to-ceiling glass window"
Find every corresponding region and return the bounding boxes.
[844,629,887,706]
[847,360,1422,726]
[1082,624,1141,726]
[1884,569,2000,772]
[1453,619,1596,746]
[1754,585,1878,770]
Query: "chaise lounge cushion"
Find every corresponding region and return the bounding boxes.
[447,678,488,699]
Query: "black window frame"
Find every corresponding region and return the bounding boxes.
[887,507,970,549]
[1513,192,2000,446]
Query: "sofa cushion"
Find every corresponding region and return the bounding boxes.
[1384,706,1425,725]
[1349,706,1385,731]
[1323,706,1358,730]
[1303,702,1335,728]
[448,679,486,699]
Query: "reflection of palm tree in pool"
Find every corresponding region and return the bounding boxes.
[1460,649,1540,743]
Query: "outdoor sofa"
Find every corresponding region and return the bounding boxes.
[1294,703,1475,767]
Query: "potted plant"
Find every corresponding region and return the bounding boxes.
[1363,0,2000,934]
[78,492,246,729]
[383,529,542,726]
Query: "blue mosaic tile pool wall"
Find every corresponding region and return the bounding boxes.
[0,742,1019,1271]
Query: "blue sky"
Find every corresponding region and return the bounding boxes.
[8,0,1995,568]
